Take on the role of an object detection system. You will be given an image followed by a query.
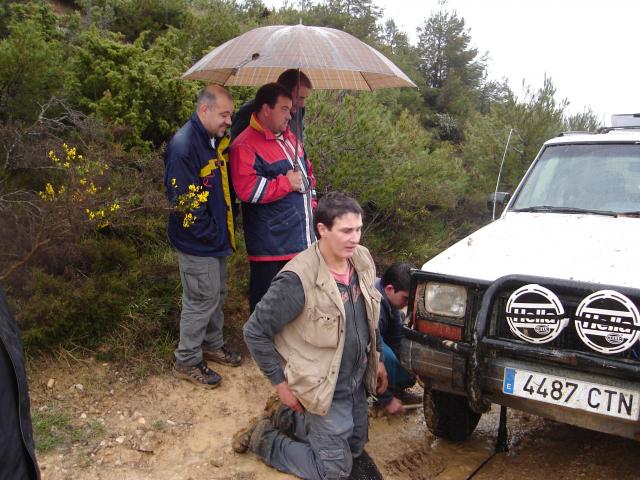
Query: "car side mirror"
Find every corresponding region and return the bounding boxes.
[487,191,511,213]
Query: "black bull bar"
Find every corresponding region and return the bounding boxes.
[403,274,640,414]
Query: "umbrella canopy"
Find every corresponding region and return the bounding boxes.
[182,24,416,91]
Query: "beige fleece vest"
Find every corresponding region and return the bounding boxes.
[274,243,381,415]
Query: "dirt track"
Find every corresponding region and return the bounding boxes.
[30,357,640,479]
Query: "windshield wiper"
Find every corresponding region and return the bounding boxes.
[512,206,617,216]
[616,211,640,218]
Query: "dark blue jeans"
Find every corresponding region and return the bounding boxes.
[377,339,415,406]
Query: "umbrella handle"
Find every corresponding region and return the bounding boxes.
[292,162,310,193]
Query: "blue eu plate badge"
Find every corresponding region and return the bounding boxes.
[503,367,515,394]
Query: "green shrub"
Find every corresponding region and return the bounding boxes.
[305,91,471,262]
[0,4,64,122]
[64,27,198,149]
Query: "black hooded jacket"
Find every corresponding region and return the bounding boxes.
[0,290,40,479]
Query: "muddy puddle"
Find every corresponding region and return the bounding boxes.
[370,401,640,479]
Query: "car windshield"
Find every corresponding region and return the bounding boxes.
[510,143,640,215]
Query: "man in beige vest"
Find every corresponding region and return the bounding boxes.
[234,192,388,480]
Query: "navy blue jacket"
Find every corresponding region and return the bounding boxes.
[164,113,235,257]
[375,278,404,355]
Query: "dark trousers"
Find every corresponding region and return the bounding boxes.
[252,382,369,479]
[249,260,288,313]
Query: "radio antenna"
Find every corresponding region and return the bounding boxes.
[493,128,514,221]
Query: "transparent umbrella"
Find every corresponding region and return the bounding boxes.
[182,24,416,91]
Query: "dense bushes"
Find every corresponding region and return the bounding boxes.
[65,28,199,148]
[306,91,471,258]
[0,2,64,122]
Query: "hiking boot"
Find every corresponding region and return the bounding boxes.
[232,415,268,453]
[266,399,295,437]
[248,418,275,456]
[173,360,222,389]
[203,345,242,367]
[263,393,281,416]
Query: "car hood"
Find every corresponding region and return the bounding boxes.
[422,213,640,287]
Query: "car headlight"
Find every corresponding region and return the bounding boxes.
[425,282,467,318]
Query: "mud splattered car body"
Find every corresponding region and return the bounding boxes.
[401,120,640,441]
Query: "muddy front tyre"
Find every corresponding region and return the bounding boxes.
[423,388,481,441]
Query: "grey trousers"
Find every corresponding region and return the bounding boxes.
[253,383,369,480]
[174,251,227,366]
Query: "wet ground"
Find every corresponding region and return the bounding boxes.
[31,357,640,479]
[368,399,640,479]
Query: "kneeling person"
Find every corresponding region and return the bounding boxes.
[376,262,417,414]
[235,192,388,480]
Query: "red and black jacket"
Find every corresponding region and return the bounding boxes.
[230,114,317,262]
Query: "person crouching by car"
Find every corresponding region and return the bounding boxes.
[375,262,417,414]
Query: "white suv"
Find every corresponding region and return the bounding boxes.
[401,116,640,441]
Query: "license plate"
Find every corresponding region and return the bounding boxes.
[503,367,640,420]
